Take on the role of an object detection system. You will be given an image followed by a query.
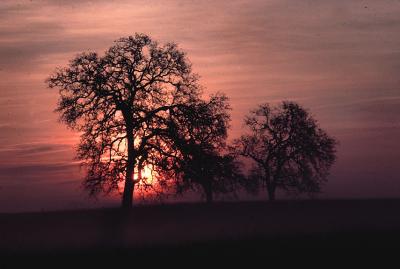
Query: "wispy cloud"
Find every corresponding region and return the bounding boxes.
[0,142,71,156]
[0,162,77,179]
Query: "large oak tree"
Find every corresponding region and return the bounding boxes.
[48,34,223,208]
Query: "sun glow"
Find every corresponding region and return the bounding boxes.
[139,165,156,184]
[98,129,171,199]
[116,164,161,197]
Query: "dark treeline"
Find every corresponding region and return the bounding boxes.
[48,33,337,208]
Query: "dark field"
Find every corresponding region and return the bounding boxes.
[1,199,400,265]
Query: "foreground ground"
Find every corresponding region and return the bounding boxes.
[1,199,400,265]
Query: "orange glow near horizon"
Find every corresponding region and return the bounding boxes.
[116,164,163,198]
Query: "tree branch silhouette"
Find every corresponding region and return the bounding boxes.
[232,101,337,201]
[48,34,219,208]
[155,93,242,203]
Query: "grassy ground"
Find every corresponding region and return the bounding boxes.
[1,199,400,265]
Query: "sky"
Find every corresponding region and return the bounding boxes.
[0,0,399,212]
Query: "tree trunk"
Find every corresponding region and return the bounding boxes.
[204,181,213,204]
[122,167,134,209]
[265,169,276,202]
[206,189,213,204]
[121,119,135,209]
[267,185,276,201]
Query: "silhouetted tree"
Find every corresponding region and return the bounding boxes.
[157,94,242,203]
[182,153,241,203]
[48,33,215,208]
[232,101,337,201]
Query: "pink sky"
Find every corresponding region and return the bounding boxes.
[1,0,400,212]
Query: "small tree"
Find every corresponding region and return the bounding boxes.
[47,33,218,208]
[180,153,241,203]
[232,101,337,201]
[159,94,242,203]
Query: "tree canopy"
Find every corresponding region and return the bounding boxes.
[48,33,229,207]
[48,34,338,206]
[232,101,337,201]
[156,94,242,203]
